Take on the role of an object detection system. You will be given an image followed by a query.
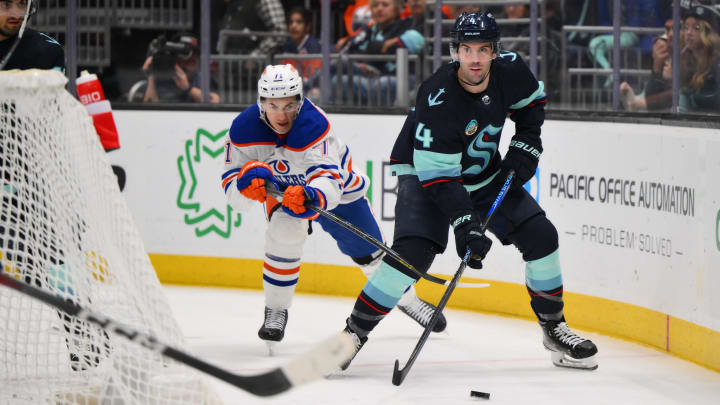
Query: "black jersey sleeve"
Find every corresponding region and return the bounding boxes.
[389,108,416,167]
[412,80,475,222]
[49,43,66,72]
[0,30,65,71]
[499,52,547,157]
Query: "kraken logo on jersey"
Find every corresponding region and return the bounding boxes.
[482,95,491,105]
[463,124,503,175]
[465,120,478,136]
[428,88,445,107]
[269,159,291,174]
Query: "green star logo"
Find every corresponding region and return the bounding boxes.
[176,128,242,238]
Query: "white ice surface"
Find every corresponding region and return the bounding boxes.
[164,285,720,405]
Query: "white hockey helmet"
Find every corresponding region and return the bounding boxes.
[257,64,304,114]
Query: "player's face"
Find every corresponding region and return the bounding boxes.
[263,96,301,134]
[0,0,28,38]
[457,42,495,85]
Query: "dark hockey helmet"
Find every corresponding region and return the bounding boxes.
[449,11,500,59]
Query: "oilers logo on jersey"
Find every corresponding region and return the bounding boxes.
[267,159,307,186]
[269,159,291,174]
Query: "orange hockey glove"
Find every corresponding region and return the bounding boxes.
[236,160,277,203]
[281,185,325,219]
[240,177,267,203]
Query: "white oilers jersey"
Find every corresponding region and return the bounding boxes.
[221,99,369,213]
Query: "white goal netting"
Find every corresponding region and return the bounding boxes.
[0,70,221,404]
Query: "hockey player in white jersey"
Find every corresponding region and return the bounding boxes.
[221,64,446,353]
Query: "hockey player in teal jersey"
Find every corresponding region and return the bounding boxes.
[221,64,447,354]
[340,12,598,371]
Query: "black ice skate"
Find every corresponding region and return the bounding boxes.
[258,307,288,356]
[397,295,447,333]
[540,320,598,370]
[340,319,368,371]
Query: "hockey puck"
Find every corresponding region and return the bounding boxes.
[470,390,490,399]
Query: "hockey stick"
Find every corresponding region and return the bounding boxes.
[265,185,488,289]
[0,0,33,70]
[0,269,355,397]
[391,170,515,386]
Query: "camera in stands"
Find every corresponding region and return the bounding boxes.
[147,34,198,79]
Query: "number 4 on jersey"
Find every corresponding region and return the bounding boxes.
[415,122,434,149]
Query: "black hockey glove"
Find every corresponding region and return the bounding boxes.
[501,140,542,186]
[451,213,492,269]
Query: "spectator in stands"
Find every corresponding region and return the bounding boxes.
[342,0,372,38]
[307,0,425,105]
[279,7,321,80]
[216,0,286,60]
[401,0,452,33]
[405,0,425,30]
[345,0,425,73]
[678,3,720,112]
[620,3,720,113]
[499,3,563,100]
[620,16,675,111]
[501,4,530,57]
[142,33,220,103]
[588,0,667,87]
[404,0,427,31]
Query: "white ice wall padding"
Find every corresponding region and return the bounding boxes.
[0,70,221,404]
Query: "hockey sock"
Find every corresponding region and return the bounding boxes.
[525,249,564,322]
[348,260,416,337]
[262,253,300,309]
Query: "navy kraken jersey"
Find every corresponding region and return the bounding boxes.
[0,29,65,72]
[390,52,546,195]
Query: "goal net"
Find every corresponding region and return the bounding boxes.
[0,70,221,404]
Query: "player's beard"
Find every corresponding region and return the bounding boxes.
[0,19,22,39]
[459,63,490,87]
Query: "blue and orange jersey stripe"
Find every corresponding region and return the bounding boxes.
[221,168,241,192]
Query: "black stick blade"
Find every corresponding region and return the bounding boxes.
[392,359,405,386]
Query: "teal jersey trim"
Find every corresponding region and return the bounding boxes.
[510,81,546,110]
[525,249,563,291]
[413,149,462,182]
[463,169,501,193]
[38,32,61,46]
[389,164,417,176]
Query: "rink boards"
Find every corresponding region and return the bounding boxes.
[108,109,720,372]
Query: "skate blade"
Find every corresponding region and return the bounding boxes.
[264,340,278,356]
[551,351,598,370]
